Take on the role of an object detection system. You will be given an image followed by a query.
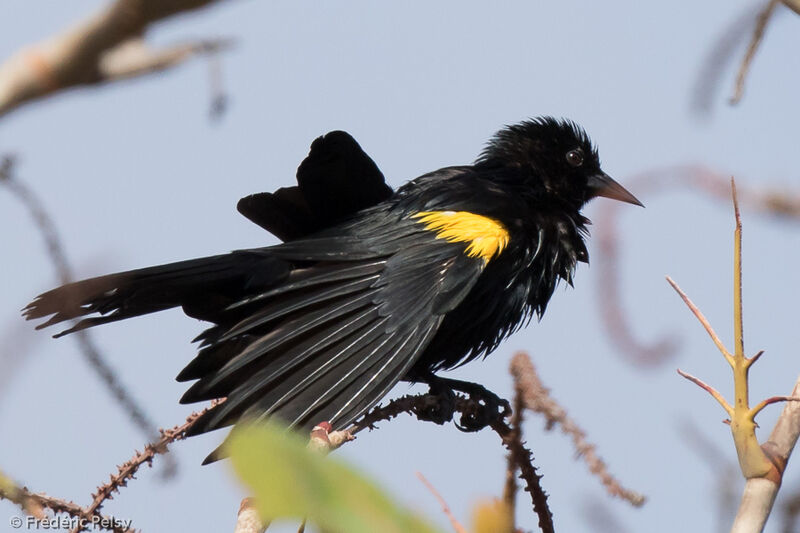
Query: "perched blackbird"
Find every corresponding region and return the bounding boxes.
[24,117,641,463]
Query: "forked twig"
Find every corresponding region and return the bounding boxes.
[668,178,800,531]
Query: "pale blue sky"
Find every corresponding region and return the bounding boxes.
[2,1,800,532]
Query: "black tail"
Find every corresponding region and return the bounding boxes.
[23,250,290,337]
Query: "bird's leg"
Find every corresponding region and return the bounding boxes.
[417,374,511,432]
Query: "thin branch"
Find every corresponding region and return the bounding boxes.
[690,2,769,115]
[0,471,133,533]
[416,472,468,533]
[347,391,553,532]
[750,396,800,418]
[0,157,164,459]
[71,403,220,533]
[676,369,734,416]
[730,0,780,105]
[489,418,554,533]
[732,178,745,362]
[783,0,800,15]
[666,276,734,367]
[503,383,524,521]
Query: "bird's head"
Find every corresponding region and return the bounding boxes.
[477,117,642,210]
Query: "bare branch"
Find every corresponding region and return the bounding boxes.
[74,403,220,532]
[0,0,233,119]
[503,382,524,521]
[0,470,133,533]
[666,276,735,368]
[730,0,780,105]
[783,0,800,15]
[0,157,164,458]
[690,3,769,115]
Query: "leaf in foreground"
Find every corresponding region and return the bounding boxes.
[228,423,442,533]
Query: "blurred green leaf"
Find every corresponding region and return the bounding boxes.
[228,422,443,533]
[0,470,17,495]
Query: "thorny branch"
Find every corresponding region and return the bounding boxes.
[1,405,218,533]
[668,179,800,531]
[0,475,132,533]
[0,156,165,460]
[70,405,220,533]
[503,377,525,520]
[0,0,233,119]
[344,388,554,533]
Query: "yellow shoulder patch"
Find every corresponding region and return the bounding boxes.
[411,211,510,263]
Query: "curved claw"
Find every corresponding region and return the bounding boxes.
[455,393,511,432]
[413,374,510,430]
[412,389,456,425]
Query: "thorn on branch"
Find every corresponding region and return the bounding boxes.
[676,368,734,416]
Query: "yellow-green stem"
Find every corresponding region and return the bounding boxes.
[729,180,773,478]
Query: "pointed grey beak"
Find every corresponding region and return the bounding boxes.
[588,172,643,207]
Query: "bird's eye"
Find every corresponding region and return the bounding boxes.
[566,149,584,167]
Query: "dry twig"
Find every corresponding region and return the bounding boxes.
[416,472,468,533]
[730,0,781,105]
[0,0,233,119]
[503,381,524,522]
[71,403,221,533]
[0,471,133,533]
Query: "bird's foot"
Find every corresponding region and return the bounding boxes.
[417,375,510,432]
[413,386,456,426]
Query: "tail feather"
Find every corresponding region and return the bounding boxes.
[23,251,290,336]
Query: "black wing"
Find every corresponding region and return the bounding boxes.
[25,211,487,463]
[181,214,487,462]
[237,131,393,241]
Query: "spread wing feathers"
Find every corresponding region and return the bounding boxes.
[181,236,485,463]
[237,131,393,241]
[23,251,291,336]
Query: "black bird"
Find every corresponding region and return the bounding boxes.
[24,117,641,463]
